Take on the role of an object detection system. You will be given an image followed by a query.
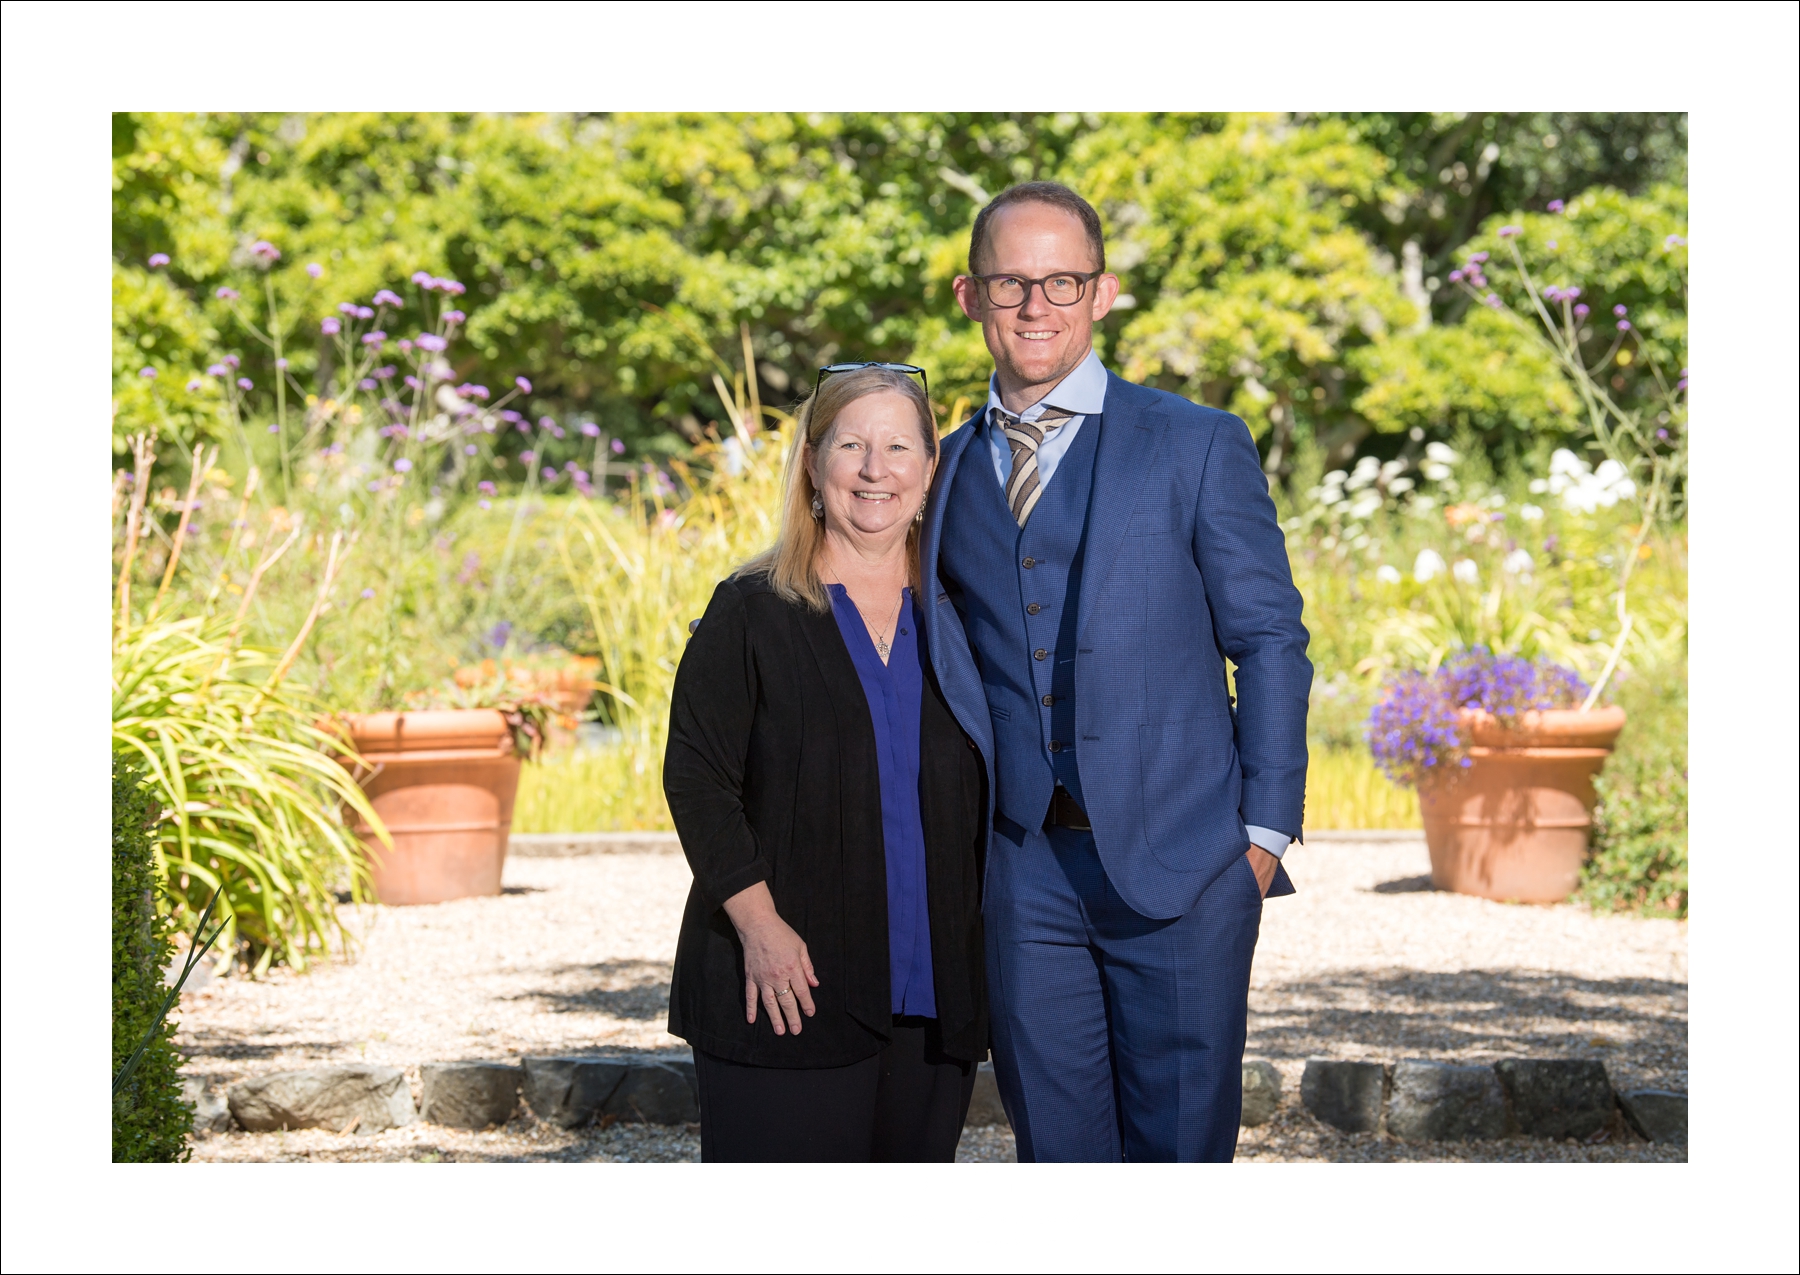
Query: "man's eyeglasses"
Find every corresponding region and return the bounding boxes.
[967,271,1103,310]
[813,361,929,399]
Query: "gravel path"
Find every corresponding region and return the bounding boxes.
[181,839,1685,1163]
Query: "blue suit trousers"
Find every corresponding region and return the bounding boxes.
[986,825,1264,1162]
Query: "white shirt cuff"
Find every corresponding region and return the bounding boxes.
[1245,825,1292,859]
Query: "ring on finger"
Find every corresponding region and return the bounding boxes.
[776,987,793,997]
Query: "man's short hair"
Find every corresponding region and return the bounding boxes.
[968,181,1106,275]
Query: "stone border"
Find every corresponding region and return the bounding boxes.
[185,1054,1683,1146]
[508,830,1423,856]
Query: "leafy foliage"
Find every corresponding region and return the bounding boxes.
[1583,662,1687,917]
[113,753,192,1162]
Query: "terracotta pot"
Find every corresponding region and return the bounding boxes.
[341,709,520,906]
[1419,705,1627,904]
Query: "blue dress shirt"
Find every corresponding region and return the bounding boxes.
[828,585,937,1016]
[983,349,1292,860]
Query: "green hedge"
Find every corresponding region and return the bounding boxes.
[1581,666,1687,918]
[113,754,192,1162]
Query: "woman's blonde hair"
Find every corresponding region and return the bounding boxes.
[740,367,937,611]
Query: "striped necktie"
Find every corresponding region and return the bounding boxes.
[995,404,1077,527]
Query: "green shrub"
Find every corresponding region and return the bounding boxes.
[113,753,193,1162]
[1582,663,1687,918]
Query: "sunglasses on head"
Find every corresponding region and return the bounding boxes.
[813,361,929,399]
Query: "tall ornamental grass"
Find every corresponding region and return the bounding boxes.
[113,438,384,972]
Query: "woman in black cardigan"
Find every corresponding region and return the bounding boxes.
[663,364,987,1162]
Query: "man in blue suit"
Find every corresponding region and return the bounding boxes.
[919,182,1311,1162]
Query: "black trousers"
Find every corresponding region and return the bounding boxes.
[694,1018,977,1162]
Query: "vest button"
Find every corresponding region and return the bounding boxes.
[1021,557,1036,569]
[1048,740,1063,753]
[1026,603,1042,615]
[1042,695,1054,706]
[1034,648,1048,661]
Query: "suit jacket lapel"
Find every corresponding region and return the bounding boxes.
[920,420,994,764]
[1077,375,1166,646]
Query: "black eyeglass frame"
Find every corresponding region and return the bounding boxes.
[812,361,930,399]
[966,270,1105,310]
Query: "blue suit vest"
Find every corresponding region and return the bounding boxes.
[938,414,1101,837]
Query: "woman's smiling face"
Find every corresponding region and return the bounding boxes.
[808,390,935,543]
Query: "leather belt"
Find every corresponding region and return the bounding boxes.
[1045,786,1092,831]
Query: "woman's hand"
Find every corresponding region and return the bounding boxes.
[721,881,819,1035]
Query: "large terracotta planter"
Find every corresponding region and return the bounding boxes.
[342,709,520,906]
[1419,705,1627,903]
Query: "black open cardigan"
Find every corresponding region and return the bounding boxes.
[663,572,988,1068]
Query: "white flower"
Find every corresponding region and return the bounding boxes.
[1452,558,1480,584]
[1421,462,1452,482]
[1348,493,1382,520]
[1528,479,1549,494]
[1322,469,1348,486]
[1414,549,1447,582]
[1387,476,1415,494]
[1425,442,1461,465]
[1519,503,1544,522]
[1375,564,1403,584]
[1379,459,1407,483]
[1346,456,1381,490]
[1502,549,1534,575]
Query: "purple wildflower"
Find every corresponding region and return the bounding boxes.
[404,375,421,391]
[275,357,289,370]
[411,271,433,286]
[321,317,342,336]
[338,302,359,315]
[1484,294,1503,309]
[1657,429,1669,440]
[250,241,280,262]
[139,366,157,379]
[1468,251,1488,264]
[216,287,239,301]
[148,253,170,268]
[375,365,396,379]
[223,355,240,369]
[465,444,478,456]
[393,458,413,472]
[373,289,404,308]
[1498,225,1521,238]
[520,450,537,464]
[186,378,203,392]
[1617,320,1632,331]
[515,376,532,393]
[361,588,377,600]
[360,378,379,391]
[415,333,448,352]
[581,422,600,437]
[306,262,323,278]
[237,378,253,390]
[1665,234,1685,248]
[542,466,558,481]
[362,330,387,346]
[1448,269,1464,283]
[207,363,228,376]
[611,438,626,455]
[1574,304,1590,318]
[1613,304,1628,318]
[399,339,414,353]
[268,424,280,433]
[478,481,497,495]
[1546,199,1564,213]
[444,310,465,324]
[355,306,374,320]
[479,499,492,510]
[440,279,466,296]
[500,410,523,424]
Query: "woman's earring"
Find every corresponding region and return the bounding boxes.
[810,493,824,521]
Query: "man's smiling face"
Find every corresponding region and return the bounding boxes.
[953,200,1119,406]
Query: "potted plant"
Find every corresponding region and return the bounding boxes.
[339,682,551,905]
[1367,649,1625,902]
[454,650,600,749]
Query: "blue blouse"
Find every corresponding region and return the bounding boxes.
[827,584,936,1019]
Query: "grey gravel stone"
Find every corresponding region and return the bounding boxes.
[966,1062,1008,1127]
[604,1060,699,1124]
[1301,1059,1387,1132]
[521,1056,631,1128]
[227,1065,415,1133]
[1386,1060,1508,1141]
[1240,1060,1282,1127]
[420,1062,521,1130]
[1494,1059,1614,1139]
[182,1075,234,1134]
[1617,1089,1686,1144]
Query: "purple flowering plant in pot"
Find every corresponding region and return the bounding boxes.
[1367,648,1624,903]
